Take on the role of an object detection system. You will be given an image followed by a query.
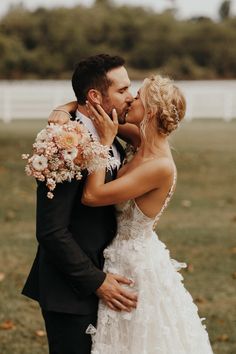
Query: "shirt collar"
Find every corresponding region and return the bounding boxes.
[76,109,121,165]
[75,110,99,140]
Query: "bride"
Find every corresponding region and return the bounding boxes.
[80,75,214,354]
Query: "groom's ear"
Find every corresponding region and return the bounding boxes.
[87,89,102,105]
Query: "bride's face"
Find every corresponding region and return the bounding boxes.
[125,87,145,126]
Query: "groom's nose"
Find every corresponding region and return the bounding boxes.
[126,92,134,103]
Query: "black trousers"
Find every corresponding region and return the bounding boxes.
[42,310,97,354]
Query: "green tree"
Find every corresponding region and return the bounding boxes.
[0,2,236,79]
[94,0,114,8]
[219,0,231,20]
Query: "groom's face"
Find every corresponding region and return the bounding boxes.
[102,66,133,124]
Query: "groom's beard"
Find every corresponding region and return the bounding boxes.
[102,97,130,125]
[101,106,126,125]
[106,106,129,125]
[118,113,127,125]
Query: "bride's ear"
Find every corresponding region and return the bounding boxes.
[146,110,153,121]
[87,89,102,105]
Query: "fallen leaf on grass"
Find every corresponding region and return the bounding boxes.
[4,210,16,221]
[226,197,234,205]
[230,247,236,254]
[0,167,7,174]
[0,272,5,282]
[186,264,194,273]
[194,296,207,304]
[0,320,15,330]
[231,272,236,279]
[216,334,229,342]
[35,330,46,337]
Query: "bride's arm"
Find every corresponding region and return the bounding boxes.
[82,159,171,207]
[82,102,172,207]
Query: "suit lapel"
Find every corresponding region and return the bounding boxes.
[114,137,126,164]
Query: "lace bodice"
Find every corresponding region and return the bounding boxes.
[115,171,177,241]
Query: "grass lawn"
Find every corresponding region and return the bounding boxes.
[0,119,236,354]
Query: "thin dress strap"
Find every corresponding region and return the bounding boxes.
[152,169,177,230]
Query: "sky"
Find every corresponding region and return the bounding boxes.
[0,0,236,19]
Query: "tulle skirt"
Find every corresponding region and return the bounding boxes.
[87,231,214,354]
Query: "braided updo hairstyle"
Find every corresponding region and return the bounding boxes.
[140,75,186,136]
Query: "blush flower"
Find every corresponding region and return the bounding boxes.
[32,155,48,171]
[55,131,79,149]
[74,147,86,165]
[75,124,91,144]
[46,178,56,190]
[37,130,49,142]
[22,154,30,160]
[47,192,54,199]
[62,147,78,161]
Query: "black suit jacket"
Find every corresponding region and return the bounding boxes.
[22,138,125,315]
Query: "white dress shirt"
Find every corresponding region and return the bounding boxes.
[76,110,121,168]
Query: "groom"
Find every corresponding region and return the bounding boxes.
[22,54,137,354]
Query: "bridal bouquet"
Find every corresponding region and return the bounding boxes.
[22,121,118,198]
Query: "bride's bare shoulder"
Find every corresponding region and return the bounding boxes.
[145,157,175,181]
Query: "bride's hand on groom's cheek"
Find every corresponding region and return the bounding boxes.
[86,101,118,146]
[96,273,138,312]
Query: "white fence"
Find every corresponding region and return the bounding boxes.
[0,80,236,122]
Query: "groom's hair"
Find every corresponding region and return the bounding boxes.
[72,54,125,105]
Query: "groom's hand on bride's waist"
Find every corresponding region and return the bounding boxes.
[96,273,138,312]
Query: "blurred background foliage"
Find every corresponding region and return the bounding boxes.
[0,0,236,80]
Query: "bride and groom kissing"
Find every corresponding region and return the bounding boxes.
[22,54,213,353]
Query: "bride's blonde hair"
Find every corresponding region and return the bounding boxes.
[140,75,186,137]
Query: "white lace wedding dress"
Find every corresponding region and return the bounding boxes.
[87,171,214,354]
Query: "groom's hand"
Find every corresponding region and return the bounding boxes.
[96,273,138,312]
